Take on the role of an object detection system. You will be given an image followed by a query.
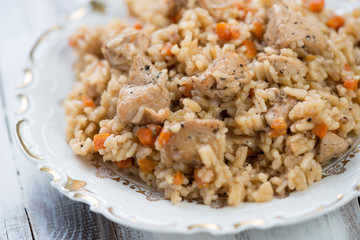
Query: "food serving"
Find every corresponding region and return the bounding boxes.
[64,0,360,206]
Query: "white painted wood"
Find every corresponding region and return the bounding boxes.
[0,0,359,239]
[0,85,33,240]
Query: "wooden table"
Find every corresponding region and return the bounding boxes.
[1,0,360,239]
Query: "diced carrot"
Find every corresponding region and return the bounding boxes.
[162,42,174,59]
[313,122,328,139]
[154,125,163,137]
[134,21,143,30]
[158,128,172,146]
[249,88,255,99]
[236,4,256,19]
[344,79,358,91]
[216,22,239,41]
[138,158,157,173]
[137,128,155,147]
[326,15,345,31]
[307,0,325,13]
[344,63,351,71]
[82,95,95,108]
[173,171,183,186]
[271,118,287,131]
[115,158,133,169]
[243,39,257,59]
[230,29,240,39]
[216,22,231,41]
[269,118,287,138]
[235,3,244,10]
[194,169,209,189]
[305,55,316,62]
[68,34,84,47]
[269,128,287,138]
[183,83,193,98]
[251,21,263,39]
[68,37,77,47]
[93,133,110,151]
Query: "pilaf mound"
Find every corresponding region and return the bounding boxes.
[64,0,360,206]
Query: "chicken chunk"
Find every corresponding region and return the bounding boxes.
[117,85,170,124]
[259,54,307,77]
[102,32,150,70]
[265,96,297,127]
[264,4,327,57]
[117,55,170,124]
[160,119,226,167]
[127,54,163,85]
[316,132,351,163]
[287,133,316,156]
[192,50,251,98]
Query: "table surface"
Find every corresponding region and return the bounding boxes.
[1,0,360,239]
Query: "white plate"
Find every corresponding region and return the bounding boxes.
[15,0,360,235]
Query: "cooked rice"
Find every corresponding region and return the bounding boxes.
[64,0,360,206]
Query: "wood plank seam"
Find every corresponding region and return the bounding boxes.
[24,207,35,240]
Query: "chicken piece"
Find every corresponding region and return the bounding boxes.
[264,4,327,57]
[287,133,316,156]
[127,54,162,85]
[160,119,226,167]
[316,132,351,163]
[117,85,170,124]
[259,55,307,77]
[102,32,150,70]
[117,55,170,124]
[192,50,251,98]
[265,96,297,127]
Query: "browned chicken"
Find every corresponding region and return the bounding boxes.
[316,132,351,163]
[192,50,251,98]
[102,32,150,70]
[127,54,162,85]
[160,119,225,167]
[264,4,327,57]
[265,96,297,127]
[117,54,170,124]
[259,55,307,78]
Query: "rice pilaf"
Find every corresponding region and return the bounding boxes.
[64,0,360,206]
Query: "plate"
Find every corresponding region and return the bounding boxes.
[15,0,360,235]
